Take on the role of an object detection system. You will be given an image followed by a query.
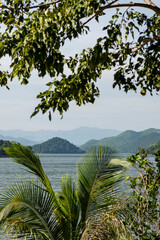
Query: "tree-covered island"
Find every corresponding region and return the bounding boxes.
[32,137,85,153]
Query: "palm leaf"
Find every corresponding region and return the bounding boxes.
[4,143,54,195]
[0,179,64,240]
[76,146,128,229]
[81,212,133,240]
[56,174,81,239]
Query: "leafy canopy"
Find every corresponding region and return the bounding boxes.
[0,0,160,119]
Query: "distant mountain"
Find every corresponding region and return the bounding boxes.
[0,127,121,146]
[32,137,85,154]
[0,134,37,146]
[147,140,160,154]
[80,128,160,153]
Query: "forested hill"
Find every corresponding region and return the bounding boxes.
[32,137,85,154]
[0,140,12,157]
[80,128,160,153]
[147,140,160,154]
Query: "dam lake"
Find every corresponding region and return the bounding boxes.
[0,153,155,192]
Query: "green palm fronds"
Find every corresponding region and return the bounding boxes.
[0,143,129,239]
[77,147,127,228]
[0,180,62,240]
[57,174,81,239]
[4,143,53,195]
[81,212,133,240]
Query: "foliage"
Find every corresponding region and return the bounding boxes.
[81,212,133,240]
[32,137,85,154]
[0,139,12,156]
[0,0,160,119]
[147,140,160,154]
[121,148,160,240]
[0,143,128,239]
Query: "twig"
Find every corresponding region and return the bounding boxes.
[131,35,160,54]
[0,0,60,10]
[29,0,61,9]
[120,6,130,28]
[0,4,13,10]
[81,0,118,27]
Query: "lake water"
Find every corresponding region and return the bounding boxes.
[0,154,84,192]
[0,153,155,239]
[0,153,155,192]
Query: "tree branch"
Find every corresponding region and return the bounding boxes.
[0,0,61,10]
[0,3,13,10]
[143,0,157,7]
[99,2,160,16]
[81,1,160,28]
[1,1,159,16]
[29,0,61,9]
[120,6,130,27]
[81,0,118,27]
[131,35,160,54]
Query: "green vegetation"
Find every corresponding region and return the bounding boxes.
[147,140,160,154]
[81,128,160,153]
[0,140,12,157]
[0,1,159,119]
[0,143,129,239]
[32,137,84,154]
[1,143,160,239]
[122,149,160,239]
[0,0,160,238]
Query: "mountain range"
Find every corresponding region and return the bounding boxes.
[0,128,160,154]
[0,134,37,146]
[0,127,121,146]
[80,128,160,153]
[0,127,160,153]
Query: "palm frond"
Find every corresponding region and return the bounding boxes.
[4,143,54,195]
[76,146,128,227]
[56,174,80,239]
[81,212,133,240]
[0,179,64,240]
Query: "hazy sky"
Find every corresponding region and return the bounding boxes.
[0,1,160,132]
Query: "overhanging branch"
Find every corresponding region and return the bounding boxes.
[99,2,160,16]
[0,1,159,15]
[143,0,157,7]
[0,0,60,10]
[81,1,160,28]
[81,0,118,27]
[29,0,61,9]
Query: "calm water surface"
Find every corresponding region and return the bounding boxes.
[0,153,155,239]
[0,154,84,192]
[0,153,155,192]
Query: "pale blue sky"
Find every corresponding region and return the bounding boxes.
[0,0,160,131]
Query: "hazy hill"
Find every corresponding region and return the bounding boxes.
[0,134,37,146]
[147,140,160,154]
[0,127,121,146]
[32,137,85,154]
[80,128,160,153]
